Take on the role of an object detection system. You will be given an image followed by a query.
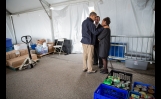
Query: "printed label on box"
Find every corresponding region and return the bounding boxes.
[15,51,20,55]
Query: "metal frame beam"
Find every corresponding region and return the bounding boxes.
[11,0,93,15]
[8,0,95,43]
[6,9,12,15]
[50,0,90,7]
[39,0,51,19]
[40,0,50,7]
[12,7,44,15]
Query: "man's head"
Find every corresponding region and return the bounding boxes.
[95,16,100,24]
[89,12,97,21]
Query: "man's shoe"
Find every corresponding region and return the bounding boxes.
[83,69,87,72]
[87,70,97,74]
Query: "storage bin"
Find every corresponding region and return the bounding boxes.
[104,70,133,91]
[94,83,128,99]
[31,44,36,50]
[109,42,127,58]
[131,82,155,98]
[6,46,13,52]
[6,38,12,47]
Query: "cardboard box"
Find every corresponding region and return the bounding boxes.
[6,50,21,60]
[37,40,43,45]
[9,51,17,59]
[6,53,10,60]
[47,43,54,53]
[6,49,38,67]
[15,50,20,57]
[6,54,38,68]
[48,46,54,53]
[30,50,36,54]
[40,39,46,42]
[36,39,46,45]
[19,49,28,56]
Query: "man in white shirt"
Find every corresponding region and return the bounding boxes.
[95,17,100,28]
[93,16,103,68]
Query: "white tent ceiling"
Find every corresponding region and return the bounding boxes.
[6,0,83,14]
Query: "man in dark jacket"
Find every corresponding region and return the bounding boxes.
[81,12,104,74]
[93,16,103,68]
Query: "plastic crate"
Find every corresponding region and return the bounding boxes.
[105,70,133,91]
[94,83,128,99]
[31,44,36,50]
[132,82,155,97]
[125,59,149,70]
[6,38,12,47]
[109,42,127,58]
[6,46,13,52]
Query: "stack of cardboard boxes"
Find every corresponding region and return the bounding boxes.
[47,43,54,53]
[6,49,38,68]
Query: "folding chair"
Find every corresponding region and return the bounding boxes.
[53,38,64,55]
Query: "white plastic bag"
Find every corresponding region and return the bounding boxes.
[14,43,27,50]
[43,47,48,54]
[35,45,44,55]
[43,42,47,48]
[14,45,20,50]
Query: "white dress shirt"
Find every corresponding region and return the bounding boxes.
[95,23,100,28]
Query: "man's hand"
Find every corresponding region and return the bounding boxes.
[98,39,100,41]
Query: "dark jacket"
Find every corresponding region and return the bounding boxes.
[98,28,111,58]
[94,24,103,46]
[81,17,104,45]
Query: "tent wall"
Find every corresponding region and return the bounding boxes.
[11,2,89,53]
[12,10,52,44]
[10,0,155,54]
[94,0,155,53]
[6,12,16,44]
[52,3,89,53]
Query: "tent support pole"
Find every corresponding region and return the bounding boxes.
[39,0,54,42]
[6,9,17,44]
[49,6,55,43]
[10,15,18,44]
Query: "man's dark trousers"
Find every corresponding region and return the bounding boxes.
[94,44,103,68]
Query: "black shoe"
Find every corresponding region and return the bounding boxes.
[101,71,109,74]
[100,68,104,71]
[100,69,108,74]
[93,63,98,65]
[98,65,103,68]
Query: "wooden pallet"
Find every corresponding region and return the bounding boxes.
[37,51,54,58]
[6,59,39,71]
[6,66,19,71]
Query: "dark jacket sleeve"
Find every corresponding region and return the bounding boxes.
[97,24,103,29]
[88,23,104,35]
[98,29,109,40]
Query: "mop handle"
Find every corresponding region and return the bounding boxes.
[21,35,32,44]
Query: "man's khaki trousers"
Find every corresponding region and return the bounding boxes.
[82,43,94,72]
